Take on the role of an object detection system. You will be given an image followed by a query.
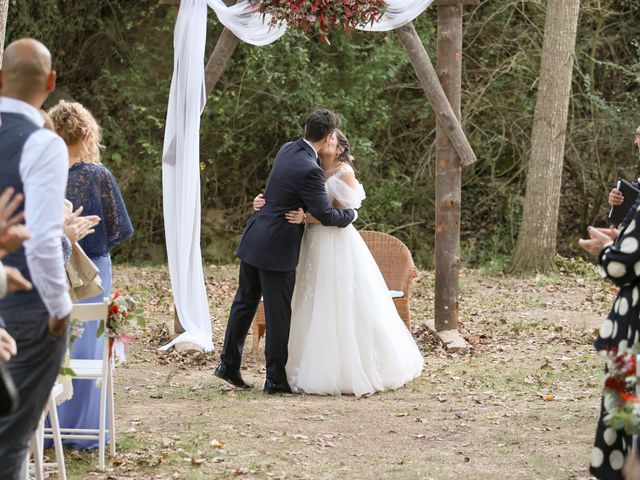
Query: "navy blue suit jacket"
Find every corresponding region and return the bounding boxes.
[237,138,355,272]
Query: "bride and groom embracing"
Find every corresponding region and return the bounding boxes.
[214,109,424,396]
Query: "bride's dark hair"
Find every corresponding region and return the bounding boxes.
[335,129,356,172]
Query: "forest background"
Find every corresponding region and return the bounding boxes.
[5,0,640,269]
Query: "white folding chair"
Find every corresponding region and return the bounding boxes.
[44,300,115,471]
[28,383,67,480]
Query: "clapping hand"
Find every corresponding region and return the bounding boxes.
[5,266,32,294]
[64,206,100,243]
[0,188,29,257]
[0,225,30,258]
[578,226,617,257]
[0,187,24,237]
[0,328,17,362]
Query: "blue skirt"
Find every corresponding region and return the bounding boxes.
[55,254,112,450]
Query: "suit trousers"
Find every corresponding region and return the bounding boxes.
[221,261,295,388]
[0,300,68,480]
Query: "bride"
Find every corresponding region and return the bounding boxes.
[254,129,423,397]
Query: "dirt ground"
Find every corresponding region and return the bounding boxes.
[58,262,614,480]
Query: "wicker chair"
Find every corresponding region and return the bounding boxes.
[358,230,417,330]
[251,230,417,361]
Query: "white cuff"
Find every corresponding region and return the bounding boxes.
[0,264,7,299]
[352,210,358,223]
[46,292,73,320]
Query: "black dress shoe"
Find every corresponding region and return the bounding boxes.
[263,379,292,394]
[214,363,252,389]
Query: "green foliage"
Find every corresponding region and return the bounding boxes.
[5,0,640,267]
[555,254,600,278]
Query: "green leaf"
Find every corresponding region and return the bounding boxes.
[96,321,105,338]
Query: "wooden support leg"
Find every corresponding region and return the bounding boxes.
[432,2,469,352]
[435,3,462,333]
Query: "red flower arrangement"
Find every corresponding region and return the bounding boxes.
[97,290,145,339]
[602,347,640,435]
[248,0,387,42]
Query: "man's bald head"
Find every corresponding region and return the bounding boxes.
[0,38,56,107]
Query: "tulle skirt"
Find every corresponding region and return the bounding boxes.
[286,224,424,397]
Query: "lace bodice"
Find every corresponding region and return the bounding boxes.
[66,162,134,259]
[325,163,366,209]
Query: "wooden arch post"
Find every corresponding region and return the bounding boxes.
[431,0,477,351]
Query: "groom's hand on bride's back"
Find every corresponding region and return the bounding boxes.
[253,194,266,211]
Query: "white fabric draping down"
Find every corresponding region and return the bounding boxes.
[160,0,213,352]
[161,0,434,351]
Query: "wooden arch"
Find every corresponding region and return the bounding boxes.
[161,0,478,352]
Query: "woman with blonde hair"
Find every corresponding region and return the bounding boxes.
[47,100,133,450]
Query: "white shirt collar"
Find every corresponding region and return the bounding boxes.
[302,138,318,159]
[0,96,45,127]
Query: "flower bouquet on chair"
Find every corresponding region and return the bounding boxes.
[97,291,145,363]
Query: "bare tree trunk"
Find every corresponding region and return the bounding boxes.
[0,0,9,68]
[434,3,462,332]
[510,0,580,273]
[396,22,477,167]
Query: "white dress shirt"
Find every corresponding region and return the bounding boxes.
[0,96,72,319]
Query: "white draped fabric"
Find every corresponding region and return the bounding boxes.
[161,0,434,351]
[207,0,287,46]
[356,0,435,32]
[160,0,213,352]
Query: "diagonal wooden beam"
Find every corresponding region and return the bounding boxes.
[204,24,240,96]
[159,0,240,97]
[395,21,477,166]
[203,1,243,96]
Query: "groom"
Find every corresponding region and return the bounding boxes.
[215,109,356,394]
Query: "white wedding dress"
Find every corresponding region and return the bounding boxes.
[286,164,424,397]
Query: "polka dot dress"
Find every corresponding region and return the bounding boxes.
[591,218,640,479]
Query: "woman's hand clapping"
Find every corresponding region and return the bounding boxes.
[578,226,618,257]
[64,206,100,243]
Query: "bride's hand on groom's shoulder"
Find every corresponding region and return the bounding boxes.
[285,209,317,225]
[253,194,266,211]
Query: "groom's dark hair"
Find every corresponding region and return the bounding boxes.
[304,109,341,142]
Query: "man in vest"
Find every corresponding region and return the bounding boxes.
[0,38,72,478]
